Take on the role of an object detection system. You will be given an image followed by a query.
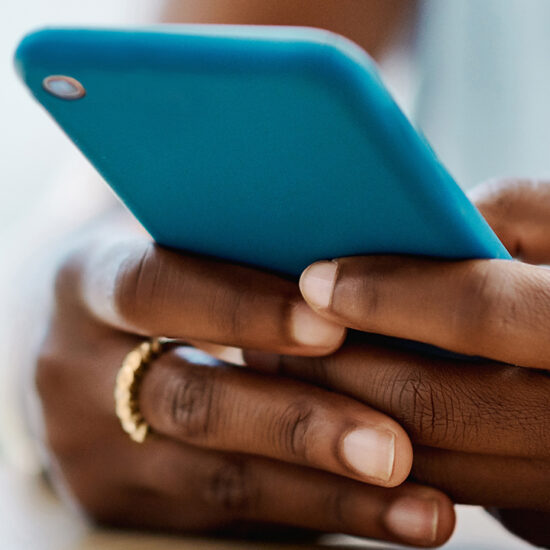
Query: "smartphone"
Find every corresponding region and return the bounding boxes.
[15,25,511,277]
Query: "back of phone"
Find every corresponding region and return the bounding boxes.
[15,26,511,277]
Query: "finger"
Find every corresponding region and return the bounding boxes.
[299,255,550,369]
[139,346,412,487]
[412,446,550,512]
[470,178,550,264]
[131,441,456,546]
[244,341,550,459]
[185,340,245,366]
[74,236,345,355]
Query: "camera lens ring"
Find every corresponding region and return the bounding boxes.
[42,75,86,100]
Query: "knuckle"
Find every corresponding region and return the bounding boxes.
[356,276,382,322]
[389,369,458,445]
[112,241,165,328]
[34,347,73,417]
[322,485,351,532]
[34,353,68,453]
[472,178,520,215]
[52,250,82,306]
[452,263,508,349]
[215,283,295,345]
[64,463,162,530]
[275,400,315,461]
[492,368,550,453]
[474,178,538,215]
[161,365,218,440]
[343,262,382,323]
[214,287,248,343]
[203,456,257,516]
[35,350,57,400]
[342,257,397,326]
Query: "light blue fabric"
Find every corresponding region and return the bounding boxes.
[416,0,550,189]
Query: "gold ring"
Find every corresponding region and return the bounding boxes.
[114,337,166,443]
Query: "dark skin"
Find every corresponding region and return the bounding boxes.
[37,213,450,546]
[163,4,550,543]
[27,2,550,548]
[36,183,550,546]
[37,3,451,546]
[34,180,550,548]
[272,179,550,547]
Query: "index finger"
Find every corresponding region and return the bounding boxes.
[297,179,550,367]
[71,236,345,355]
[298,255,550,369]
[245,341,550,458]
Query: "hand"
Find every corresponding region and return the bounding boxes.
[34,216,455,547]
[245,180,550,547]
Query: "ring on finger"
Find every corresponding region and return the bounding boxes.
[115,337,171,443]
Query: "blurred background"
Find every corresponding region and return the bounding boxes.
[6,0,550,238]
[0,3,157,547]
[1,1,157,235]
[0,0,159,477]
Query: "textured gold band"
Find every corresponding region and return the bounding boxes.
[114,338,165,443]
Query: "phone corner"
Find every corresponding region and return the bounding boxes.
[13,27,51,80]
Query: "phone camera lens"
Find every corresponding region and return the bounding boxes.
[42,76,86,100]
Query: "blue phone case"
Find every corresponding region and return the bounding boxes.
[15,25,511,277]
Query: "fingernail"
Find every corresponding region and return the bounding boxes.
[300,261,338,309]
[291,303,345,347]
[341,427,395,482]
[384,496,439,544]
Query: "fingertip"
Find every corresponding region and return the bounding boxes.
[340,427,397,486]
[290,302,346,349]
[299,260,339,311]
[384,490,456,547]
[433,492,457,547]
[337,421,412,489]
[387,424,414,488]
